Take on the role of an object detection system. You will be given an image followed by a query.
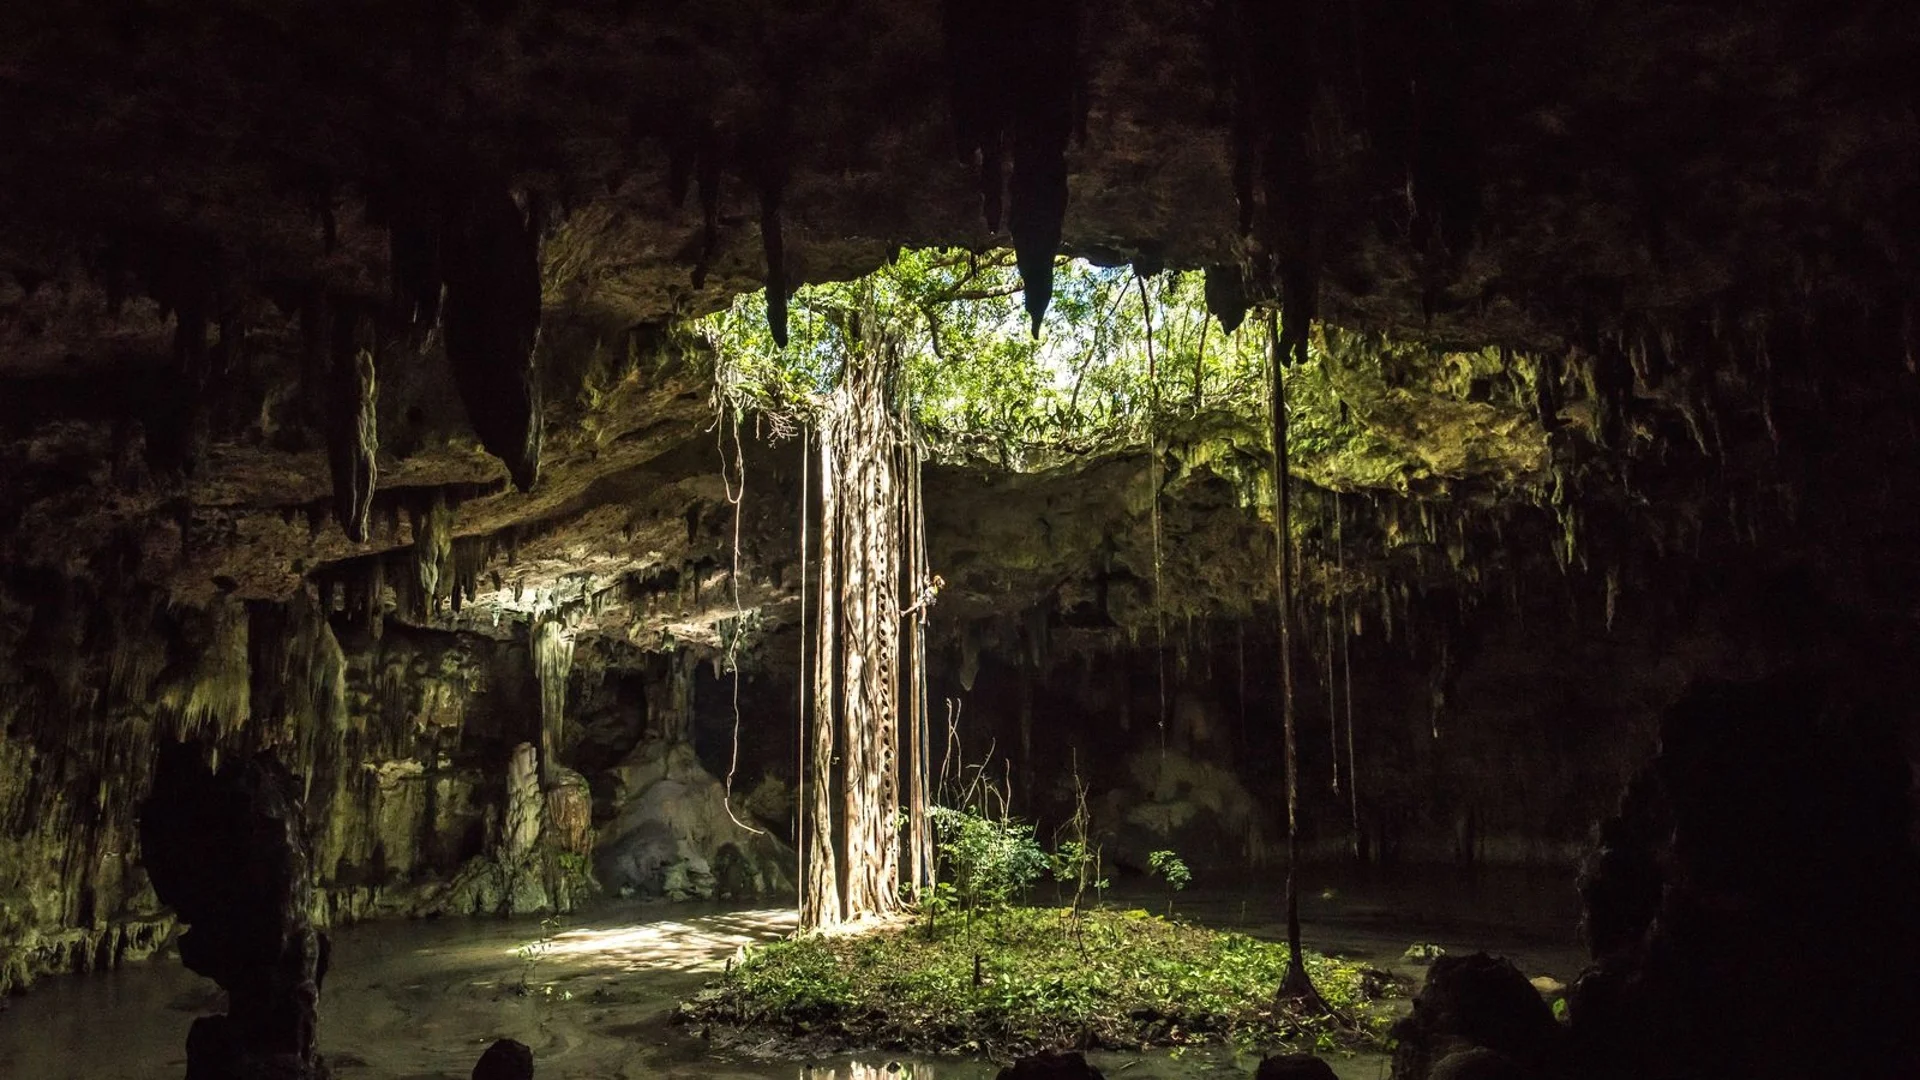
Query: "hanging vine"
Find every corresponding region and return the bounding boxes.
[1338,491,1359,859]
[1139,270,1169,749]
[719,408,763,837]
[1267,312,1327,1008]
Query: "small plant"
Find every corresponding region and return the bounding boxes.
[1051,754,1108,917]
[930,806,1048,923]
[513,912,563,995]
[1148,849,1191,916]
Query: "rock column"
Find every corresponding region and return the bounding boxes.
[139,740,330,1080]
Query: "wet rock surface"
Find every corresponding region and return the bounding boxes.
[999,1050,1106,1080]
[1389,953,1558,1080]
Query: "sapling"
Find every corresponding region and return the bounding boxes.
[1148,849,1191,917]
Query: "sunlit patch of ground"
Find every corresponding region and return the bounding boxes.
[514,908,800,973]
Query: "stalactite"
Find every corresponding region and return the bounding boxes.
[387,210,442,336]
[327,304,378,543]
[692,136,722,290]
[942,0,1080,333]
[157,598,252,740]
[761,182,789,348]
[441,180,544,492]
[149,303,212,478]
[532,615,574,786]
[1230,0,1320,368]
[1205,263,1250,335]
[410,492,453,622]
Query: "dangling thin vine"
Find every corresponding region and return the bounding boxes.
[1268,311,1326,1008]
[1339,490,1359,859]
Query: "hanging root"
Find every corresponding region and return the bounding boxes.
[719,411,763,837]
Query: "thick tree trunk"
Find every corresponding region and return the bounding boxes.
[801,331,921,929]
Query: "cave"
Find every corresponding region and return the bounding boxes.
[2,4,1918,1080]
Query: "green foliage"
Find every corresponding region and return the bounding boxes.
[702,250,1281,468]
[681,907,1401,1056]
[702,248,1555,506]
[1051,841,1108,901]
[1147,849,1192,916]
[928,805,1048,915]
[719,933,853,1021]
[1148,850,1192,891]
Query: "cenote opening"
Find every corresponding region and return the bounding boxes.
[2,10,1918,1080]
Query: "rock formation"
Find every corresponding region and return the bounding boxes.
[596,737,794,903]
[472,1038,535,1080]
[139,741,330,1080]
[998,1050,1105,1080]
[1568,673,1920,1079]
[1255,1054,1338,1080]
[1389,954,1559,1080]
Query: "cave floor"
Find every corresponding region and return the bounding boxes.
[0,867,1585,1080]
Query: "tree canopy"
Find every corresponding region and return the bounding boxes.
[700,248,1550,499]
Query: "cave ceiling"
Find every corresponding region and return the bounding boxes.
[2,0,1915,659]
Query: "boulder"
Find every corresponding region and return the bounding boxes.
[1389,953,1557,1080]
[997,1050,1104,1080]
[1255,1053,1338,1080]
[472,1038,534,1079]
[1429,1048,1534,1080]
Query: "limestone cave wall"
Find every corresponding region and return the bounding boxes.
[0,586,550,993]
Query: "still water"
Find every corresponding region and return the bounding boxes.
[0,867,1584,1080]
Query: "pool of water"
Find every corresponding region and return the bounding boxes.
[0,866,1586,1080]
